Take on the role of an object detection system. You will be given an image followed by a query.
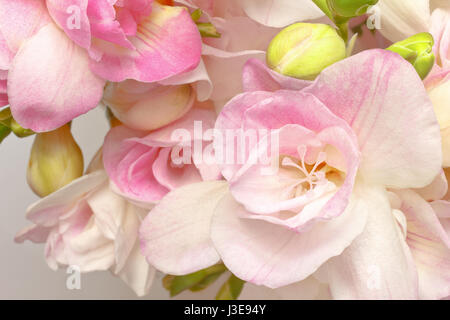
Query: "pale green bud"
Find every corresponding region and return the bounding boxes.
[27,124,84,197]
[267,23,346,80]
[327,0,379,18]
[387,32,435,80]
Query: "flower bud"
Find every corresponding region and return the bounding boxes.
[103,81,195,131]
[327,0,379,18]
[387,32,435,79]
[267,23,346,80]
[27,124,84,197]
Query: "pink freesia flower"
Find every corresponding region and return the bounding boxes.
[425,9,450,166]
[140,49,442,299]
[15,169,154,296]
[103,107,221,206]
[0,0,202,132]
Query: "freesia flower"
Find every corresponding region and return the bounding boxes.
[102,107,221,206]
[377,0,450,42]
[140,49,442,299]
[0,0,202,131]
[15,166,154,296]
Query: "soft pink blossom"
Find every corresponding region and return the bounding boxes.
[0,0,202,131]
[15,169,154,296]
[102,107,221,205]
[140,49,442,299]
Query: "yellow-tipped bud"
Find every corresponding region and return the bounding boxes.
[267,23,346,80]
[27,124,84,197]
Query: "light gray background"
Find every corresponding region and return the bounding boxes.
[0,108,225,299]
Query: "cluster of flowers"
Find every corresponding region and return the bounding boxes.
[2,0,450,299]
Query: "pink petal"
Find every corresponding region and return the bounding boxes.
[397,190,450,299]
[46,0,91,49]
[89,2,202,82]
[304,49,442,189]
[242,58,311,93]
[152,147,202,190]
[139,181,227,275]
[0,0,51,68]
[430,9,450,69]
[25,171,107,227]
[210,186,370,288]
[86,0,134,49]
[0,77,7,107]
[7,23,106,132]
[103,108,216,202]
[327,187,419,299]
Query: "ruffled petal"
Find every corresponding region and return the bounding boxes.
[305,49,442,189]
[139,181,227,274]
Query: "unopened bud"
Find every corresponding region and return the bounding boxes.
[27,124,84,197]
[103,81,195,131]
[387,32,435,79]
[327,0,379,18]
[267,23,346,80]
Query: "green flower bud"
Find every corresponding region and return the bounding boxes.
[327,0,379,18]
[27,124,84,197]
[387,32,435,80]
[267,23,346,80]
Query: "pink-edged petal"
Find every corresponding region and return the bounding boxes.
[104,81,195,131]
[15,224,51,244]
[89,2,202,82]
[46,0,91,49]
[87,0,135,49]
[210,185,370,288]
[25,171,107,227]
[326,187,418,299]
[430,9,450,69]
[242,58,311,93]
[139,181,227,275]
[152,147,202,190]
[304,49,442,189]
[396,190,450,299]
[414,170,448,202]
[0,0,51,68]
[7,23,106,132]
[159,59,212,102]
[240,0,324,28]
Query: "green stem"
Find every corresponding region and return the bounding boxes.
[337,21,349,43]
[311,0,333,20]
